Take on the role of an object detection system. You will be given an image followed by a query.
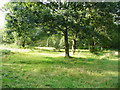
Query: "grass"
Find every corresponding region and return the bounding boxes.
[1,46,118,88]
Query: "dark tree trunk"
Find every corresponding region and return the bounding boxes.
[89,40,95,53]
[63,28,70,58]
[22,41,25,48]
[72,39,76,54]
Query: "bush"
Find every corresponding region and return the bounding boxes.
[0,49,12,55]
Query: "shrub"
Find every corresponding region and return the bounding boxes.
[0,49,12,55]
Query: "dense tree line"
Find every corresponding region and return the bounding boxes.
[2,2,119,57]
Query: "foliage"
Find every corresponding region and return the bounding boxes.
[0,49,11,55]
[2,2,119,56]
[47,34,64,49]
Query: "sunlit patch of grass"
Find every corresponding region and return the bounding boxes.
[2,47,118,88]
[34,47,55,50]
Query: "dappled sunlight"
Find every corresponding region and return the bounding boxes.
[84,70,118,77]
[0,46,65,57]
[114,52,118,55]
[110,58,118,61]
[103,71,118,76]
[2,63,26,67]
[0,47,31,53]
[3,63,16,66]
[27,52,65,57]
[1,1,119,88]
[38,52,65,57]
[48,66,118,79]
[2,46,118,88]
[33,68,39,72]
[34,47,55,50]
[72,51,96,59]
[1,46,97,58]
[100,51,118,59]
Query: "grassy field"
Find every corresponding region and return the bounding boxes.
[1,46,118,88]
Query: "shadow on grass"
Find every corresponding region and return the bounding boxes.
[89,51,108,56]
[3,56,118,88]
[13,56,118,72]
[11,56,97,66]
[32,48,64,52]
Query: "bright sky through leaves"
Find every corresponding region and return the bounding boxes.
[0,0,10,29]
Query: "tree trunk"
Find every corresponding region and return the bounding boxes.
[72,39,76,54]
[89,40,95,53]
[63,28,70,58]
[22,40,25,48]
[46,38,49,47]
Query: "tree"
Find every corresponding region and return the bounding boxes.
[45,2,86,57]
[3,2,118,57]
[78,2,118,53]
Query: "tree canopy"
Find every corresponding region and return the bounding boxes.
[2,2,119,57]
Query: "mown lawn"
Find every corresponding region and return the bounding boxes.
[1,47,118,88]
